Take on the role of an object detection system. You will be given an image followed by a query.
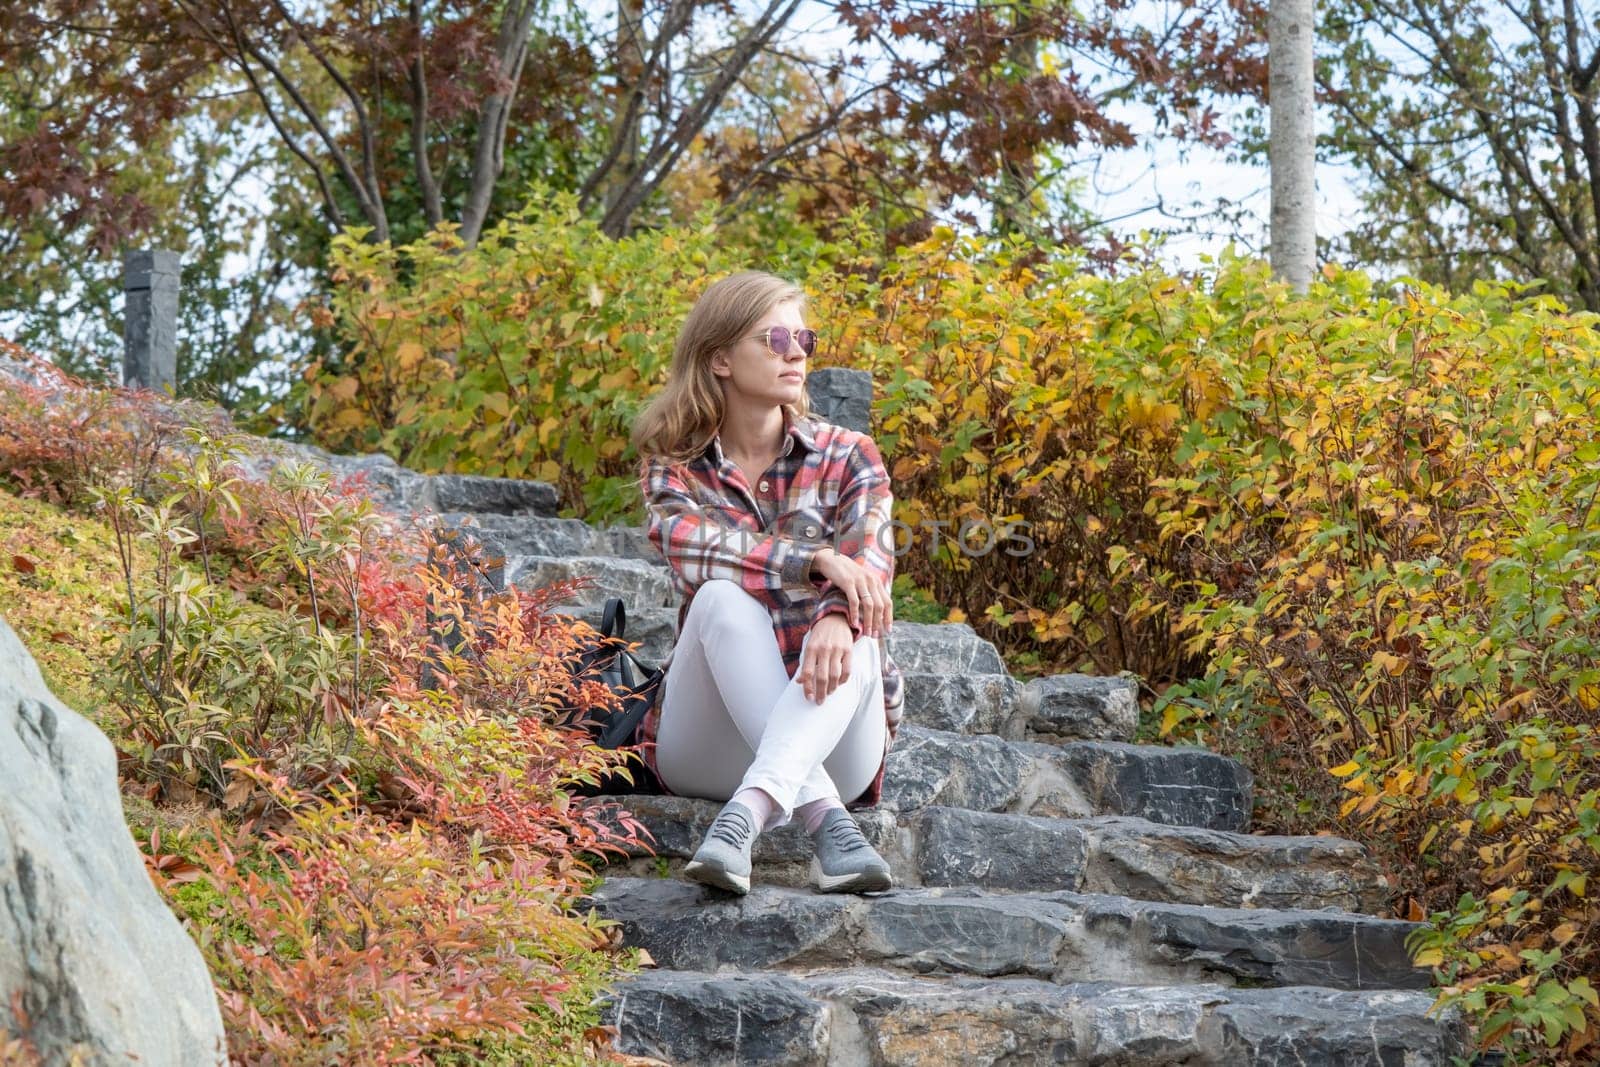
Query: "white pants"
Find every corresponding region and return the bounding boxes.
[654,579,887,831]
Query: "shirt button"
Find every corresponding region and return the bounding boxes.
[805,525,818,537]
[758,480,770,492]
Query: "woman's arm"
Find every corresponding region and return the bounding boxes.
[642,457,826,600]
[812,436,896,638]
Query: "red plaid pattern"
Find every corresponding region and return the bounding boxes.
[635,410,905,808]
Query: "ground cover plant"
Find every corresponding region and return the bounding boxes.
[0,350,654,1064]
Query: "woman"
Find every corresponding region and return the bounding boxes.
[628,270,905,896]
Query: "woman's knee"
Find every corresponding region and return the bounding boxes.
[686,579,770,633]
[797,627,881,672]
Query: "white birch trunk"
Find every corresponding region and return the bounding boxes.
[1269,0,1316,291]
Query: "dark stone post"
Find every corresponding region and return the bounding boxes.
[123,250,180,393]
[806,367,873,433]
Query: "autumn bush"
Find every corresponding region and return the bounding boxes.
[303,191,761,518]
[0,356,651,1063]
[822,240,1600,1060]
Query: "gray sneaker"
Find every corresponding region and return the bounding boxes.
[809,808,892,893]
[684,800,759,895]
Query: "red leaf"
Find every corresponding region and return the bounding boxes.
[11,555,36,574]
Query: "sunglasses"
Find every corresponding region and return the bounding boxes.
[750,325,818,358]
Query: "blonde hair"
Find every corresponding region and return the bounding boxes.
[631,270,812,465]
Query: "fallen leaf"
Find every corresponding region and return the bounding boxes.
[222,775,253,810]
[11,555,36,574]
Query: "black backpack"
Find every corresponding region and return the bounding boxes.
[555,597,664,797]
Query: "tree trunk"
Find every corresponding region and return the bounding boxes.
[995,3,1039,241]
[602,0,647,236]
[1269,0,1316,291]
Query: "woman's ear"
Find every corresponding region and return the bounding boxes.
[709,347,731,378]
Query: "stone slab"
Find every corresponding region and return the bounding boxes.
[602,968,1469,1066]
[589,798,1390,912]
[592,878,1424,992]
[1017,673,1139,743]
[505,554,676,608]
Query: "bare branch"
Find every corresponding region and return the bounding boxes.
[460,0,540,248]
[600,0,807,236]
[408,0,443,228]
[267,0,385,238]
[173,0,345,233]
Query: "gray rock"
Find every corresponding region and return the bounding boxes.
[1048,738,1254,831]
[900,671,1018,734]
[885,623,1005,674]
[806,368,874,434]
[606,968,1468,1066]
[1018,673,1139,742]
[436,514,659,562]
[438,514,598,559]
[605,971,829,1066]
[505,554,676,608]
[1073,815,1392,914]
[235,440,431,513]
[0,618,227,1064]
[590,798,1389,911]
[812,970,1467,1067]
[881,728,1036,814]
[423,473,559,516]
[595,524,658,561]
[882,727,1252,830]
[909,807,1090,892]
[912,809,1391,912]
[592,878,1424,992]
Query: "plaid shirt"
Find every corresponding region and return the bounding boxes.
[635,409,905,809]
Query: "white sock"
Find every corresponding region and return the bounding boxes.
[730,787,777,830]
[797,797,846,835]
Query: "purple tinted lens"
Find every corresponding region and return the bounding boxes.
[766,326,817,356]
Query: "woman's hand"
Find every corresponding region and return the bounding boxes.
[797,612,858,703]
[811,548,892,638]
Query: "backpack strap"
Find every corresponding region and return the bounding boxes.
[600,597,626,641]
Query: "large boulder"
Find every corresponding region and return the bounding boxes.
[0,618,227,1064]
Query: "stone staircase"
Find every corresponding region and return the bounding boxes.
[313,455,1471,1066]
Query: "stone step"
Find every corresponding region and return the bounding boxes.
[505,554,676,608]
[899,671,1018,734]
[601,968,1468,1067]
[885,725,1251,829]
[264,445,563,518]
[592,799,1390,912]
[1017,673,1139,743]
[882,621,1005,674]
[435,513,657,563]
[592,878,1427,993]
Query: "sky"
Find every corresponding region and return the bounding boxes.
[785,0,1370,275]
[1079,103,1370,272]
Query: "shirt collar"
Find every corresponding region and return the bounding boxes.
[708,407,818,466]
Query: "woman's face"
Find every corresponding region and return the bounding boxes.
[710,298,808,410]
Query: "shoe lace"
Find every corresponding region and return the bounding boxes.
[709,808,754,848]
[822,816,868,854]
